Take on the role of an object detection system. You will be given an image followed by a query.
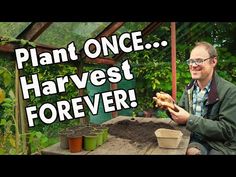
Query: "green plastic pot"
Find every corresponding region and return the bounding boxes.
[83,134,97,151]
[93,130,103,146]
[97,127,109,142]
[102,127,109,143]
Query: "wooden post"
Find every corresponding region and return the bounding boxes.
[15,64,20,153]
[171,22,177,101]
[111,83,118,118]
[15,65,28,154]
[18,71,28,154]
[77,62,89,125]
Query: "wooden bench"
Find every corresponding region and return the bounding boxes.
[41,116,190,155]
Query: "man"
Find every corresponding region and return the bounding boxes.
[160,42,236,155]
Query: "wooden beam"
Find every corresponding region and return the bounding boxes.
[141,22,163,36]
[0,42,56,54]
[16,22,52,41]
[0,21,53,54]
[113,22,163,62]
[0,22,124,66]
[111,83,118,118]
[96,22,125,39]
[85,57,116,65]
[0,43,16,53]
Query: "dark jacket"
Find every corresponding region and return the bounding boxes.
[179,72,236,154]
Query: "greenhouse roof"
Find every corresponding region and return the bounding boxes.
[0,22,162,65]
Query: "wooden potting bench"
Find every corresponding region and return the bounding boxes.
[41,116,191,155]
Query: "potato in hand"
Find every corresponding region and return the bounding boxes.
[153,92,179,112]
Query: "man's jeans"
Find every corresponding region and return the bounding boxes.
[188,133,223,155]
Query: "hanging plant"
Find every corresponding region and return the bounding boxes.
[0,36,36,47]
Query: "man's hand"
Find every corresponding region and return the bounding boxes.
[186,147,201,155]
[168,104,190,125]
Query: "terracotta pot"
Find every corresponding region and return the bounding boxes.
[83,134,97,151]
[68,133,83,153]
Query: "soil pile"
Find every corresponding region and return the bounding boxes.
[107,120,175,145]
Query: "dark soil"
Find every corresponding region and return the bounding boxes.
[107,120,175,146]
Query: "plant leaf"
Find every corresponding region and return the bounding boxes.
[9,137,16,147]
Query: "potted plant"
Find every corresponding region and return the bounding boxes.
[101,126,109,143]
[59,129,74,149]
[68,133,83,153]
[83,133,97,151]
[92,129,103,146]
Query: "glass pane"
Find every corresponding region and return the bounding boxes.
[0,22,30,38]
[115,22,150,35]
[101,22,150,58]
[0,53,15,91]
[36,22,111,49]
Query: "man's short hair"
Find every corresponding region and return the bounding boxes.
[192,41,218,59]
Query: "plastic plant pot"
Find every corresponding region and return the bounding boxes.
[101,127,109,143]
[68,133,83,153]
[96,126,109,143]
[155,128,183,148]
[83,134,97,151]
[93,130,103,146]
[59,130,74,149]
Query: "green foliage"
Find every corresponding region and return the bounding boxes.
[0,22,30,38]
[126,23,191,113]
[29,131,58,153]
[0,55,15,89]
[0,54,15,129]
[0,119,17,154]
[217,47,236,85]
[127,22,236,116]
[0,58,64,154]
[155,110,169,118]
[115,22,150,35]
[23,63,82,134]
[0,54,18,154]
[0,36,36,47]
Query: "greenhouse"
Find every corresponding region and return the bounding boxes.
[0,22,236,155]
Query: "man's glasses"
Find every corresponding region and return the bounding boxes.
[186,57,212,66]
